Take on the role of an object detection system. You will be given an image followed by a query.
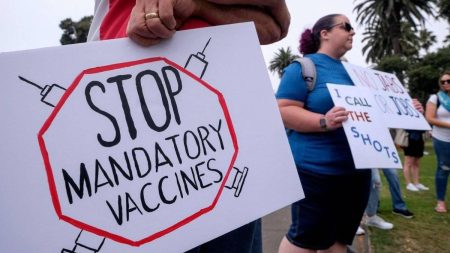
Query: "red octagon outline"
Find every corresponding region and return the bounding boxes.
[38,57,239,246]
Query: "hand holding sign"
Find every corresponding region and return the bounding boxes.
[412,98,424,113]
[0,23,303,253]
[323,106,349,130]
[327,84,401,169]
[127,0,197,46]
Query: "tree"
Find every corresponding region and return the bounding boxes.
[375,55,410,83]
[437,0,450,22]
[60,16,93,45]
[268,47,299,78]
[354,0,435,62]
[360,21,391,63]
[361,20,420,63]
[436,0,450,44]
[418,28,437,54]
[407,45,450,103]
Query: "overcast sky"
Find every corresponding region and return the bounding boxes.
[0,0,447,89]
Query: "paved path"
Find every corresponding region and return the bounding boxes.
[262,206,371,253]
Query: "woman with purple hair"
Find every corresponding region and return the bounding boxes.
[276,14,371,253]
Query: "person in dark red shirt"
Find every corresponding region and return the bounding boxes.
[87,1,291,253]
[89,0,290,46]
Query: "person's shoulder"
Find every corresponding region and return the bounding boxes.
[304,53,318,60]
[283,61,301,75]
[428,93,438,103]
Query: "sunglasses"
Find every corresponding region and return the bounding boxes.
[329,22,354,32]
[440,79,450,85]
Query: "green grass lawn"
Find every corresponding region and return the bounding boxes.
[369,140,450,253]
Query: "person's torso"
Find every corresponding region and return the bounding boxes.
[429,94,450,142]
[88,0,210,41]
[278,53,356,175]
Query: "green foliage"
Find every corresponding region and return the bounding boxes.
[268,47,299,78]
[375,56,410,83]
[373,46,450,104]
[60,16,93,45]
[354,0,436,63]
[354,0,436,27]
[437,0,450,22]
[418,28,437,53]
[355,1,450,102]
[360,21,393,63]
[370,142,450,253]
[407,46,450,103]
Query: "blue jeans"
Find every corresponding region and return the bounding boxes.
[366,168,407,216]
[382,168,407,211]
[433,138,450,201]
[365,169,381,216]
[184,219,262,253]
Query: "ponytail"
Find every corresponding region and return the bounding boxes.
[298,14,341,55]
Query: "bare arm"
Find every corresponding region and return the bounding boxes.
[425,101,450,128]
[412,98,424,113]
[193,1,284,44]
[205,0,290,38]
[127,0,288,46]
[278,99,349,132]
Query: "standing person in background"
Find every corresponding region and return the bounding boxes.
[364,169,394,230]
[363,167,415,232]
[380,168,415,218]
[403,130,429,192]
[87,0,291,252]
[365,100,425,227]
[378,99,425,217]
[425,70,450,213]
[276,14,371,253]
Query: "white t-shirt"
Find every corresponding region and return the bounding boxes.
[87,0,135,42]
[87,0,107,41]
[428,94,450,142]
[87,0,110,41]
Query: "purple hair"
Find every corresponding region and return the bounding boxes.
[299,14,342,55]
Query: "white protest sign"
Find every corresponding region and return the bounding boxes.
[42,57,238,245]
[343,62,431,130]
[0,23,303,253]
[327,84,401,169]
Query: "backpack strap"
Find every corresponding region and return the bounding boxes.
[294,57,317,91]
[285,58,317,137]
[436,93,440,108]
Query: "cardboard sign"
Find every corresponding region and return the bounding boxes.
[327,84,401,169]
[0,23,303,253]
[343,62,431,130]
[41,57,240,245]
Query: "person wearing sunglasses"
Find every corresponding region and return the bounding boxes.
[276,14,370,253]
[425,70,450,213]
[329,21,354,33]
